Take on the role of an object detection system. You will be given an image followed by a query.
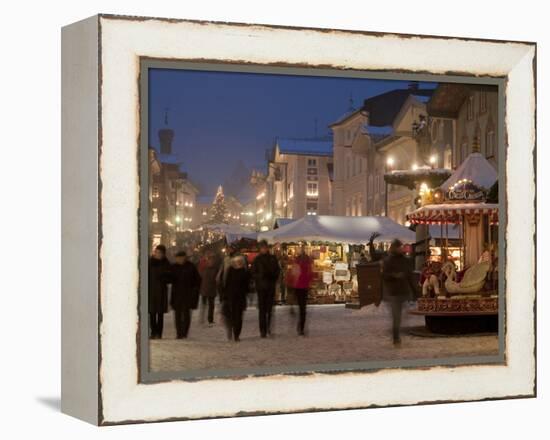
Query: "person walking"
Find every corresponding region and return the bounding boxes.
[216,245,246,295]
[171,251,201,339]
[221,256,250,342]
[199,251,221,326]
[382,239,415,346]
[292,246,313,336]
[251,240,280,338]
[148,244,172,339]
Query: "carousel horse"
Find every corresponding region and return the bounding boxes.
[441,261,491,295]
[422,261,442,297]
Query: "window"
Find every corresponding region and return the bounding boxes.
[467,96,474,120]
[444,147,452,169]
[307,158,317,167]
[461,142,468,164]
[357,193,363,216]
[346,156,351,179]
[307,175,318,181]
[479,91,487,113]
[306,200,318,216]
[306,182,318,197]
[152,186,159,198]
[486,128,496,158]
[346,198,351,216]
[152,234,162,249]
[351,196,356,216]
[152,208,159,223]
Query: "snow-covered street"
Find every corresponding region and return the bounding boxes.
[149,302,499,373]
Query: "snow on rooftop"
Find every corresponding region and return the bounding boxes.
[441,153,497,190]
[276,138,333,157]
[412,94,431,104]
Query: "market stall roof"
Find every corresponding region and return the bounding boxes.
[204,223,257,243]
[258,215,415,245]
[440,153,497,190]
[407,203,498,225]
[273,218,296,229]
[385,166,452,189]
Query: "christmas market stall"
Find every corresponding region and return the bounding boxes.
[407,153,499,334]
[258,215,415,305]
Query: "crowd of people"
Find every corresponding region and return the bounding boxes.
[148,240,313,342]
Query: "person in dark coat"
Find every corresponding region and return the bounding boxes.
[222,257,250,342]
[382,239,416,346]
[171,251,201,339]
[199,251,221,325]
[148,244,172,339]
[251,240,281,338]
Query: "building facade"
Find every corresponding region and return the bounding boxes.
[427,83,499,171]
[266,137,333,221]
[331,87,434,223]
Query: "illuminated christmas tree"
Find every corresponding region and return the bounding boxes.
[209,185,228,224]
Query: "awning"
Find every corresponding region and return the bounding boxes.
[258,215,415,245]
[407,203,499,225]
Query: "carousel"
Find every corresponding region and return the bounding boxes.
[407,153,499,334]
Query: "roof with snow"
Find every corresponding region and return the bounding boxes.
[331,88,434,128]
[440,153,497,191]
[363,88,433,126]
[258,215,415,244]
[276,137,333,157]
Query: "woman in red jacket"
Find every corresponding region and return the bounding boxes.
[292,246,313,336]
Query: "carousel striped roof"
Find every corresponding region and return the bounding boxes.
[407,203,499,225]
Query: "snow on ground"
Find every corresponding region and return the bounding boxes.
[149,302,498,373]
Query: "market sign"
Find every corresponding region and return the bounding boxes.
[334,262,350,281]
[445,179,487,202]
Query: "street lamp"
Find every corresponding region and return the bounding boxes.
[429,154,437,169]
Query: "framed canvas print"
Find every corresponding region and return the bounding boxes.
[61,14,536,425]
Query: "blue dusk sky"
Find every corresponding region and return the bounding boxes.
[148,68,437,197]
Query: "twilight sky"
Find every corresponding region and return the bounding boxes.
[148,68,437,197]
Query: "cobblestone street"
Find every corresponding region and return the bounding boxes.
[149,301,499,373]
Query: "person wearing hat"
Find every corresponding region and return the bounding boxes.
[251,240,280,338]
[216,244,246,297]
[148,244,172,339]
[382,239,415,346]
[171,251,201,339]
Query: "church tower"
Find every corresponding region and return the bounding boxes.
[158,108,174,154]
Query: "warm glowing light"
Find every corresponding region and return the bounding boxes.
[386,157,394,167]
[429,155,437,164]
[412,163,418,171]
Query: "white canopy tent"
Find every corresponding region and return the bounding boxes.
[440,152,497,190]
[205,223,257,243]
[258,215,415,245]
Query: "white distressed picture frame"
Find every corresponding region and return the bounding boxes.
[61,14,536,425]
